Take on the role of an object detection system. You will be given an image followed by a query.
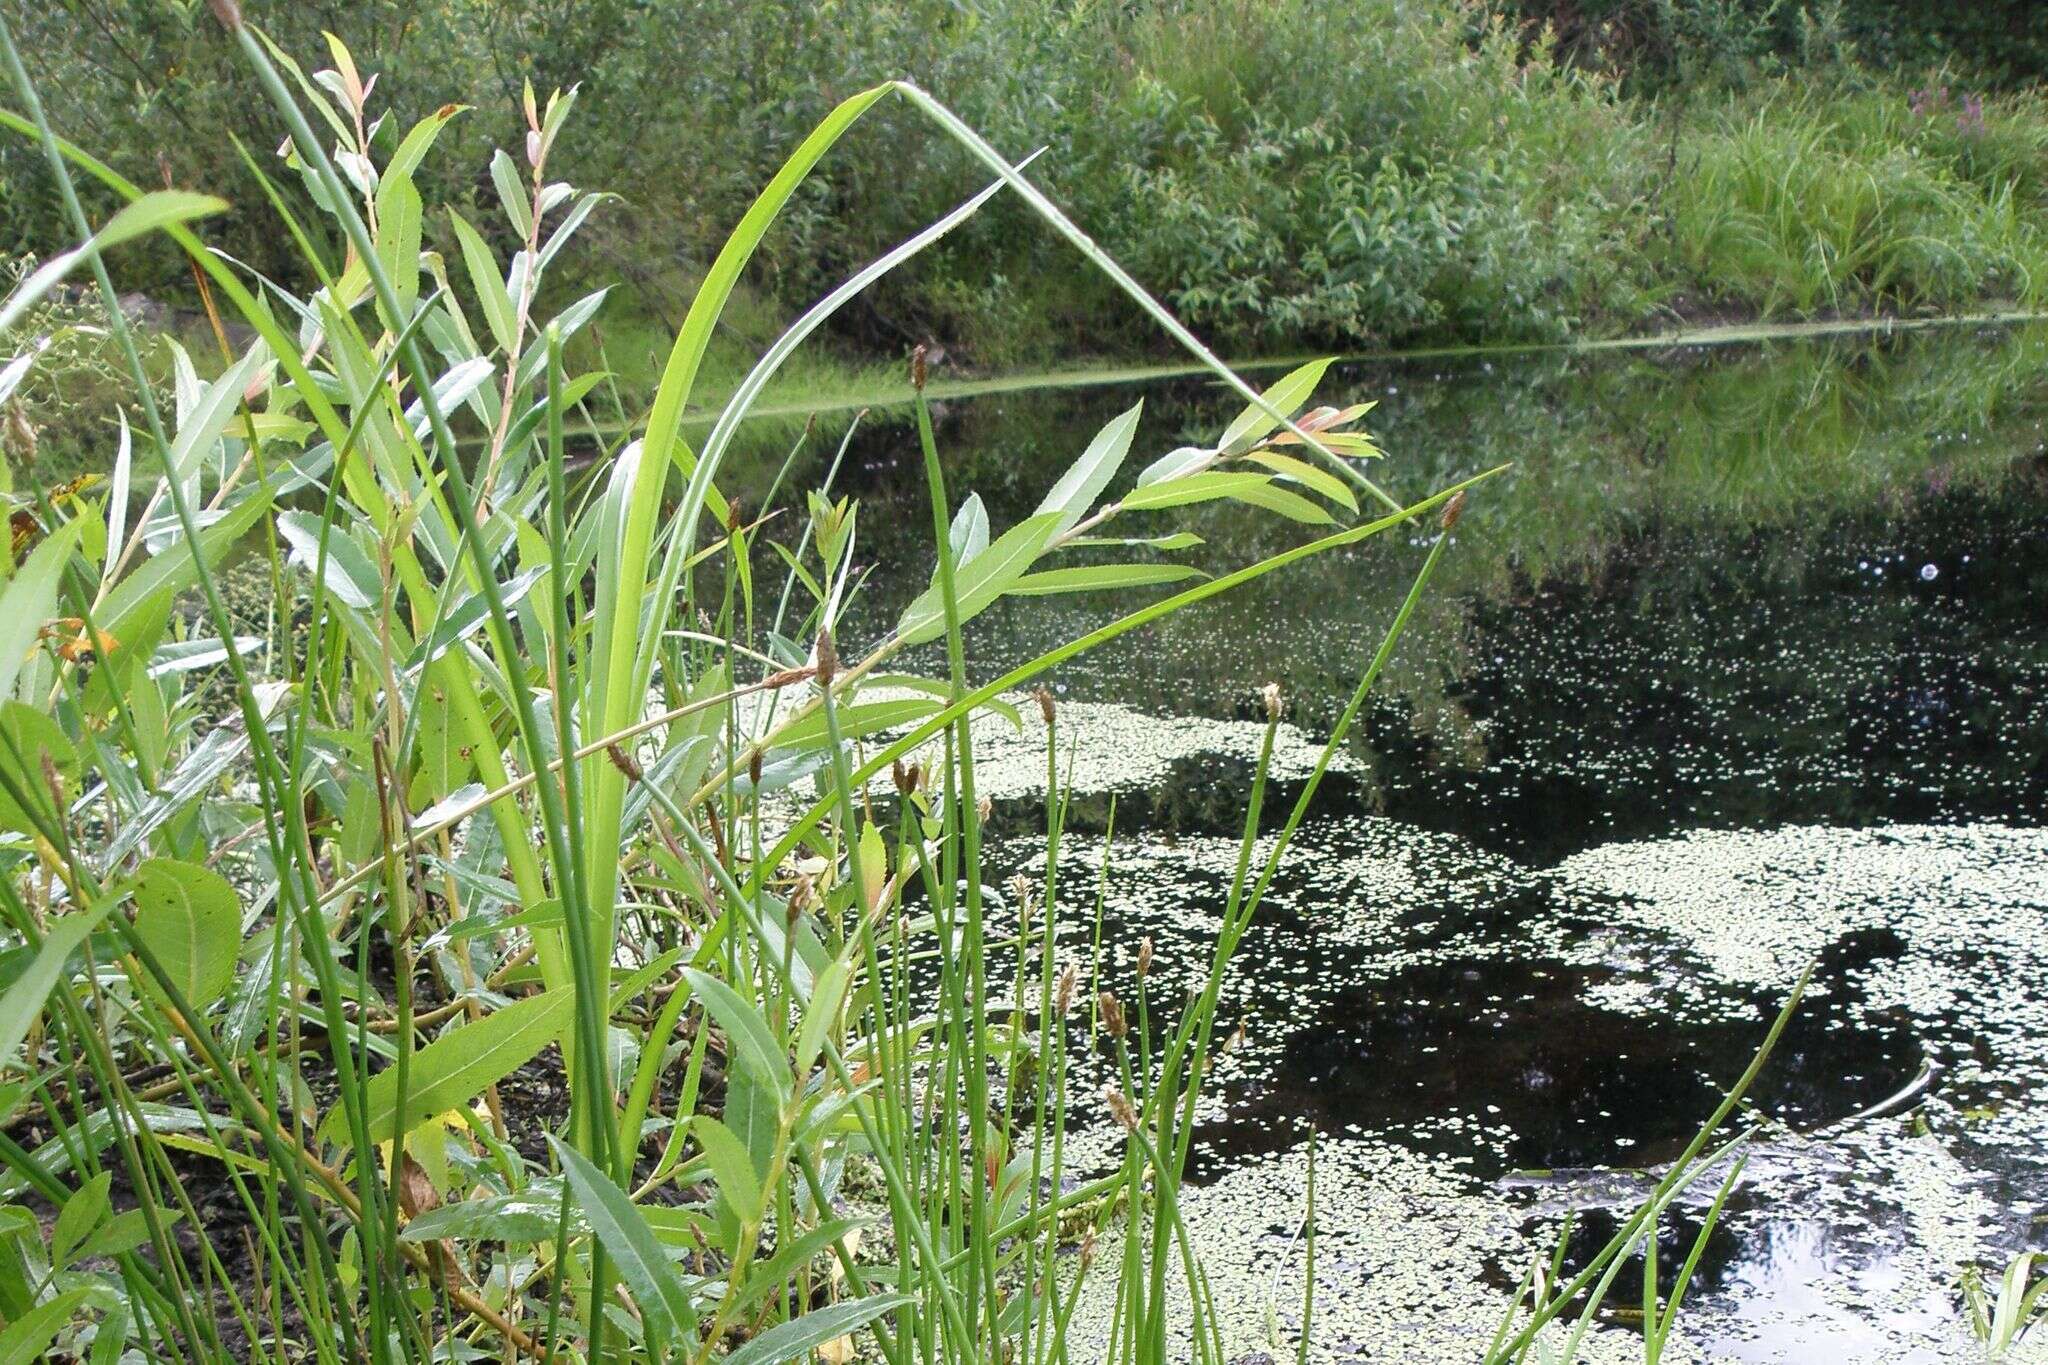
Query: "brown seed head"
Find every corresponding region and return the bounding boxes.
[748,748,764,788]
[1033,686,1055,726]
[1098,991,1126,1038]
[1137,937,1154,979]
[39,753,64,815]
[892,759,922,796]
[976,795,992,825]
[206,0,243,27]
[1441,490,1467,532]
[910,344,928,393]
[604,742,642,782]
[1055,961,1078,1016]
[814,628,838,687]
[1102,1084,1138,1130]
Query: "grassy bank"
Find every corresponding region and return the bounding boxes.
[6,1,2048,379]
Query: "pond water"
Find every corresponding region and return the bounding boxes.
[811,322,2048,1361]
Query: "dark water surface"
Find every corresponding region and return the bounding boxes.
[822,324,2048,1360]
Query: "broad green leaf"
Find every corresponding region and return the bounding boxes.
[0,898,113,1070]
[549,1137,697,1351]
[0,702,77,837]
[98,490,271,643]
[1036,400,1142,534]
[449,211,516,353]
[895,512,1063,645]
[1219,357,1333,455]
[689,1114,765,1226]
[325,987,571,1145]
[0,520,83,702]
[0,1287,92,1361]
[724,1291,913,1365]
[77,1207,163,1263]
[1007,563,1205,596]
[129,859,240,1013]
[1119,471,1272,512]
[681,969,791,1100]
[52,1171,110,1269]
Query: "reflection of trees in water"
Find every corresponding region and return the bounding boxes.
[1370,477,2048,860]
[822,327,2048,856]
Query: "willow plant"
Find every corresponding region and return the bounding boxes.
[0,7,1793,1363]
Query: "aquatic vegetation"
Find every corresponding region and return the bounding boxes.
[0,15,1620,1362]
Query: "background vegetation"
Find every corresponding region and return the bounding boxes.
[6,0,2048,379]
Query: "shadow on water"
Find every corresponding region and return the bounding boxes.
[839,322,2048,1358]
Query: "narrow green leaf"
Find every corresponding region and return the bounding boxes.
[0,520,83,702]
[1228,480,1336,524]
[1007,563,1204,596]
[895,512,1063,645]
[449,210,516,353]
[489,148,532,238]
[1243,451,1359,512]
[681,968,792,1099]
[1219,357,1334,454]
[1119,471,1272,512]
[98,490,270,643]
[51,1170,110,1268]
[0,192,227,333]
[0,898,112,1070]
[0,1287,92,1361]
[771,698,943,752]
[549,1137,697,1351]
[690,1114,765,1226]
[325,987,571,1145]
[384,104,466,186]
[130,858,241,1013]
[374,171,423,316]
[1036,401,1142,535]
[795,952,854,1075]
[724,1291,912,1365]
[275,512,379,610]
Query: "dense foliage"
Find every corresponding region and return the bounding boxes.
[6,0,2046,369]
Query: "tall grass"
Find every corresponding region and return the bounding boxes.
[0,11,1800,1362]
[1666,87,2048,314]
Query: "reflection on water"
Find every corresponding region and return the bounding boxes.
[821,324,2048,1360]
